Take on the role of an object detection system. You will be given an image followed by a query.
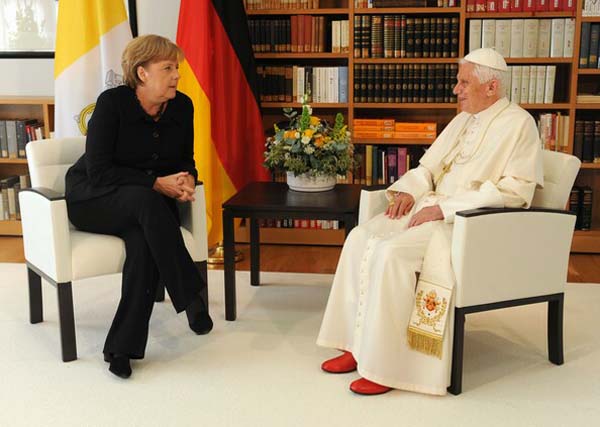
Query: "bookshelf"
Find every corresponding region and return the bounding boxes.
[0,96,54,236]
[247,0,597,251]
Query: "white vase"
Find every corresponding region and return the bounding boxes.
[286,172,336,192]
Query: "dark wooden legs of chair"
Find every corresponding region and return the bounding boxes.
[448,307,466,396]
[57,282,77,362]
[548,294,564,365]
[28,267,43,324]
[27,267,77,362]
[448,293,565,395]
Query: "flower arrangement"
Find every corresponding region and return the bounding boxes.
[263,100,354,178]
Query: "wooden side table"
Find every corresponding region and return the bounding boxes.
[222,182,362,320]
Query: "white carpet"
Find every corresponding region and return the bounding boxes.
[0,263,599,427]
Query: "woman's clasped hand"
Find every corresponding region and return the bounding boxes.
[153,171,196,202]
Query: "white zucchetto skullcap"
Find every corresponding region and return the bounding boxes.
[463,48,508,72]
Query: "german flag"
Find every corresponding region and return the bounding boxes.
[176,0,269,245]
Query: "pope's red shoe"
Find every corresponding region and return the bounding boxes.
[321,351,357,373]
[349,377,392,395]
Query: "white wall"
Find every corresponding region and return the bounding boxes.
[0,0,181,97]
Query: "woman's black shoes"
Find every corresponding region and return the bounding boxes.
[186,297,213,335]
[104,353,132,379]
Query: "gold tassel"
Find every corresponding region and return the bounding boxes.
[407,327,443,359]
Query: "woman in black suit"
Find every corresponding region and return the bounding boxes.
[65,35,212,379]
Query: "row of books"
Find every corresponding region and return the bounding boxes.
[507,65,557,104]
[244,0,320,9]
[573,120,600,164]
[579,23,600,69]
[257,66,348,103]
[353,145,427,185]
[256,218,342,229]
[354,15,459,59]
[353,119,437,139]
[583,0,600,16]
[249,17,349,54]
[356,1,460,7]
[353,63,458,104]
[0,119,44,159]
[0,175,29,221]
[466,0,575,12]
[538,112,569,152]
[469,18,575,58]
[569,186,593,231]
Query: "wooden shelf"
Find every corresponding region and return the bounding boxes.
[466,11,576,19]
[572,230,600,253]
[353,137,435,145]
[576,103,600,109]
[505,57,573,64]
[0,220,22,236]
[235,225,345,246]
[0,96,53,105]
[581,16,600,22]
[354,102,457,109]
[355,7,461,14]
[578,69,600,75]
[520,103,571,109]
[247,8,349,15]
[353,57,458,64]
[0,158,27,164]
[261,102,348,108]
[255,52,349,59]
[580,163,600,170]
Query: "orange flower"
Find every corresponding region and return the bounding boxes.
[314,137,324,147]
[310,116,320,126]
[303,129,315,138]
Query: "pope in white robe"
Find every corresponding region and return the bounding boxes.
[316,48,544,396]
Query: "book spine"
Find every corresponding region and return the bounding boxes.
[469,19,482,52]
[550,18,565,57]
[510,19,525,58]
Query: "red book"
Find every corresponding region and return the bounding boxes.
[535,0,548,11]
[475,0,487,11]
[487,0,498,12]
[498,0,511,12]
[466,0,476,12]
[564,0,574,11]
[523,0,535,11]
[549,0,563,11]
[511,0,523,11]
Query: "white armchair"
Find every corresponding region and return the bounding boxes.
[19,137,209,362]
[358,150,581,395]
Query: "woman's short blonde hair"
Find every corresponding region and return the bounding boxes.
[121,34,184,88]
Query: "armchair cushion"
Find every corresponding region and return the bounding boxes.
[451,208,576,308]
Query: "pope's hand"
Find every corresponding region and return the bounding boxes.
[386,192,414,219]
[408,205,443,228]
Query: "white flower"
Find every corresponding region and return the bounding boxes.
[304,146,315,154]
[301,136,310,145]
[307,106,313,115]
[294,132,300,139]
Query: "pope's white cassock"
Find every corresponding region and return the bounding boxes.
[317,96,544,395]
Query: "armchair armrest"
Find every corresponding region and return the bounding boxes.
[19,187,72,283]
[177,183,208,261]
[358,189,388,225]
[451,208,576,308]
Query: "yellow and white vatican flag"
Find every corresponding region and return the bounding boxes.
[54,0,132,137]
